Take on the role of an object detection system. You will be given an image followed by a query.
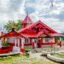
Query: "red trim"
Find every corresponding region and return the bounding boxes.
[0,31,24,38]
[31,42,34,48]
[58,41,62,47]
[0,46,13,54]
[24,43,32,46]
[54,38,56,44]
[20,48,24,53]
[19,20,59,38]
[42,42,55,45]
[38,40,42,48]
[22,16,32,24]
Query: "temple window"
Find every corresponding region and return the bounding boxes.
[25,38,30,44]
[43,38,54,43]
[7,37,16,43]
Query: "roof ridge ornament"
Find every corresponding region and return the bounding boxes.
[24,0,29,17]
[50,0,54,8]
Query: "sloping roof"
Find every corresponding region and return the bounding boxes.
[19,20,62,38]
[0,31,23,38]
[22,16,32,24]
[48,33,64,37]
[19,20,57,32]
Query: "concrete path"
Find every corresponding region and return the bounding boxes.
[29,52,59,64]
[28,46,64,64]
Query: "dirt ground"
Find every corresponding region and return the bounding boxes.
[0,54,60,64]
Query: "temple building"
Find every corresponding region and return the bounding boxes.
[0,16,64,54]
[19,20,64,48]
[21,15,33,28]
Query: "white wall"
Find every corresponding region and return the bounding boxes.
[43,38,55,43]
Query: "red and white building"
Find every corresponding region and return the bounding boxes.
[19,18,64,48]
[0,16,64,54]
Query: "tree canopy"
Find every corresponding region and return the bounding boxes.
[4,19,22,32]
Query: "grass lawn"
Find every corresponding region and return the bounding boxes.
[0,54,60,64]
[52,53,64,58]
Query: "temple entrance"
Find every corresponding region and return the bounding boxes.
[34,39,41,48]
[37,42,41,48]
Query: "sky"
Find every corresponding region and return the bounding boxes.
[0,0,64,33]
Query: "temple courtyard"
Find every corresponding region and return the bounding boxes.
[0,46,64,64]
[0,54,59,64]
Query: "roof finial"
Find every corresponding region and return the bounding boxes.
[50,0,54,8]
[24,0,28,17]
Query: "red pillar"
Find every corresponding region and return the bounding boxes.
[19,38,21,47]
[20,38,24,54]
[39,39,42,48]
[42,38,43,47]
[51,38,56,47]
[58,37,62,47]
[59,41,62,47]
[54,38,56,44]
[32,42,34,48]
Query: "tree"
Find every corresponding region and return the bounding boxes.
[4,19,22,32]
[16,19,22,30]
[61,32,64,42]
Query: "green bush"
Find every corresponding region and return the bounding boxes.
[2,43,10,47]
[25,48,31,52]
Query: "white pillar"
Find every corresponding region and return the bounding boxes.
[32,39,35,42]
[0,39,2,48]
[20,38,25,53]
[21,38,24,48]
[15,39,17,46]
[58,37,62,43]
[43,38,45,43]
[60,37,62,41]
[49,38,53,43]
[18,39,20,47]
[13,38,20,53]
[53,38,55,42]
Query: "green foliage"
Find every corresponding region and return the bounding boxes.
[4,19,22,32]
[2,43,10,47]
[52,53,64,58]
[16,19,22,30]
[25,49,30,52]
[4,21,17,32]
[60,33,64,42]
[56,37,59,44]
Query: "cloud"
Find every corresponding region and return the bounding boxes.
[0,0,64,33]
[40,17,64,33]
[26,0,37,3]
[25,7,35,14]
[0,0,9,13]
[9,0,22,12]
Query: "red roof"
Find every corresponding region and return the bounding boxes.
[19,20,63,38]
[19,30,46,38]
[49,33,64,37]
[0,31,23,38]
[22,16,32,24]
